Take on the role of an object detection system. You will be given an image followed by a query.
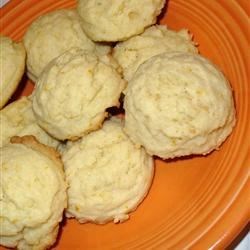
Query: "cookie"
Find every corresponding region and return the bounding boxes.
[0,96,59,148]
[113,25,197,82]
[0,136,67,250]
[0,35,26,109]
[77,0,166,41]
[32,48,126,140]
[62,118,154,224]
[124,52,236,159]
[23,9,110,82]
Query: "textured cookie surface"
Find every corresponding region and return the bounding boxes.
[113,25,197,81]
[32,48,126,140]
[124,52,236,159]
[0,136,67,250]
[77,0,165,41]
[0,96,59,148]
[62,118,154,224]
[23,9,109,82]
[0,35,26,109]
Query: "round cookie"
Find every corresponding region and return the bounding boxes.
[0,96,59,148]
[0,136,67,250]
[77,0,166,41]
[113,25,198,82]
[62,118,154,224]
[32,48,126,141]
[23,9,110,82]
[0,35,26,109]
[124,52,236,159]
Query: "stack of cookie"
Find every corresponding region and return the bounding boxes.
[0,0,236,249]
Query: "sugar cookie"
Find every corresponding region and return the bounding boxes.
[0,96,59,148]
[0,136,67,250]
[62,118,154,224]
[124,52,236,158]
[32,48,126,140]
[113,25,197,81]
[0,35,25,109]
[77,0,165,41]
[24,9,109,82]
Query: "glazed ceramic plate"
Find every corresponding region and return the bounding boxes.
[0,0,249,249]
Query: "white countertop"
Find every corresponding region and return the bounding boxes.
[0,0,249,249]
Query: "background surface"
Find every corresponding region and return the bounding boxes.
[0,0,249,249]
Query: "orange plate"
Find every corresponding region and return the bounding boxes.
[0,0,249,249]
